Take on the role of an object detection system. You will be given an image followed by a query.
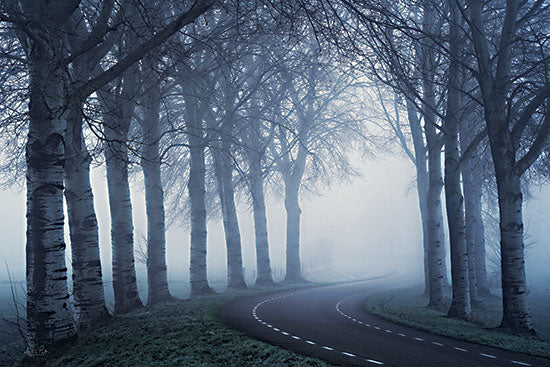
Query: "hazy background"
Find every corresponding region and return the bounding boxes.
[1,154,549,297]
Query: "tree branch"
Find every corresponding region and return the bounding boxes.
[75,0,214,99]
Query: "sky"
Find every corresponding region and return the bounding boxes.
[1,153,549,291]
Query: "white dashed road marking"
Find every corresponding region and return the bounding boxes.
[511,361,531,366]
[250,286,534,367]
[366,359,384,365]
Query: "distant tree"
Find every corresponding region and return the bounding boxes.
[270,40,366,282]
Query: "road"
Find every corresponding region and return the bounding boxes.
[219,278,549,367]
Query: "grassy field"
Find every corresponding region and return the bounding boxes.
[0,285,332,367]
[364,285,550,359]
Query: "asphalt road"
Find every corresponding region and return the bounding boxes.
[219,278,550,367]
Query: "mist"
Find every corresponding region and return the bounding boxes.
[2,155,549,290]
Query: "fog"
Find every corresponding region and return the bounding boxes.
[2,154,549,291]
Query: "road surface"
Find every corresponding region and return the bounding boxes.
[219,278,549,366]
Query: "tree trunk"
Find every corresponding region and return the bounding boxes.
[64,106,109,330]
[249,160,274,285]
[425,149,448,310]
[187,112,213,296]
[140,87,172,305]
[496,170,534,333]
[459,110,488,301]
[421,0,448,309]
[102,80,142,314]
[283,178,304,282]
[25,54,76,351]
[444,116,471,318]
[462,166,483,305]
[212,146,247,290]
[473,185,490,296]
[468,0,535,334]
[489,124,534,333]
[445,3,471,320]
[406,98,430,296]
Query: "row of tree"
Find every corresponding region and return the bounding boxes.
[354,0,549,334]
[0,0,367,353]
[0,0,548,355]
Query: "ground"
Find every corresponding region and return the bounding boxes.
[0,285,332,367]
[364,285,550,359]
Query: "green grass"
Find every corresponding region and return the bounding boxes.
[364,285,550,359]
[0,285,333,367]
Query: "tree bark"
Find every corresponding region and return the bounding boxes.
[489,122,535,333]
[250,161,274,285]
[473,185,490,296]
[212,144,247,290]
[444,118,471,319]
[405,98,430,296]
[469,0,536,334]
[186,105,213,296]
[25,48,76,352]
[445,1,471,320]
[101,74,142,314]
[459,114,487,301]
[64,106,109,330]
[283,177,304,282]
[425,146,448,310]
[139,86,172,305]
[421,0,448,309]
[462,165,483,305]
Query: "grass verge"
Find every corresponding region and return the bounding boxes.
[364,286,550,359]
[0,284,332,367]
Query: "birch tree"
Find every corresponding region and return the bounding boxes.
[0,0,214,349]
[271,41,366,282]
[466,0,550,333]
[137,68,172,304]
[444,0,470,319]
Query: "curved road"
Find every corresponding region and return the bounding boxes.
[219,278,549,367]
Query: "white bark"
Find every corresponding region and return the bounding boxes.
[462,165,482,304]
[421,0,448,309]
[65,107,109,330]
[242,122,274,285]
[445,1,471,320]
[469,0,536,333]
[405,98,430,295]
[249,160,274,285]
[459,112,487,302]
[139,85,172,304]
[186,108,213,296]
[283,177,303,281]
[101,73,142,314]
[26,52,75,350]
[212,142,247,289]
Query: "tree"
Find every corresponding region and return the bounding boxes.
[270,40,365,281]
[466,0,550,334]
[137,67,173,304]
[0,0,214,350]
[444,0,470,319]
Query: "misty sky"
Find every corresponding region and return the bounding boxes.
[1,154,549,288]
